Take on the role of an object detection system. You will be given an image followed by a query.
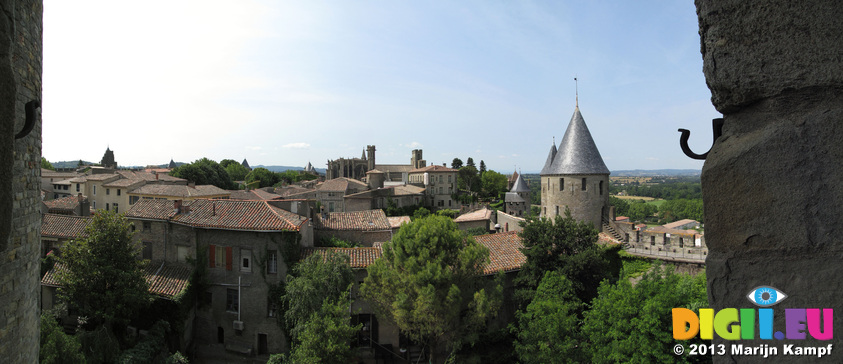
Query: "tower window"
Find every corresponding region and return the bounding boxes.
[599,180,604,195]
[581,178,587,191]
[559,178,564,191]
[555,206,559,215]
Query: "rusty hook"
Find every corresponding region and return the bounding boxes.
[14,100,40,139]
[678,118,724,160]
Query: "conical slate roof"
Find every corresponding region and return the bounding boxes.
[539,143,557,175]
[542,107,609,175]
[510,173,530,193]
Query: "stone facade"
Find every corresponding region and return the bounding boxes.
[696,1,843,361]
[496,210,526,233]
[540,174,608,229]
[0,1,42,362]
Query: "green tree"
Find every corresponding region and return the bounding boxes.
[458,165,480,193]
[169,158,235,189]
[41,157,55,171]
[281,252,355,341]
[627,200,658,222]
[360,216,502,362]
[582,265,707,363]
[514,271,585,364]
[222,159,250,181]
[480,170,508,198]
[516,210,615,304]
[245,167,279,189]
[451,158,464,169]
[56,210,151,328]
[466,157,475,168]
[40,313,86,364]
[609,196,630,217]
[412,206,430,220]
[479,160,486,175]
[288,293,361,364]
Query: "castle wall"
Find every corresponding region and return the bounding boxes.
[540,173,608,229]
[0,1,42,362]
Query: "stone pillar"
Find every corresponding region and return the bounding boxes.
[697,1,843,362]
[0,0,42,362]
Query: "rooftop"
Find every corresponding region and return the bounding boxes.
[43,195,87,213]
[301,247,382,269]
[387,216,411,229]
[41,214,92,239]
[409,165,458,173]
[473,232,526,275]
[130,184,230,198]
[542,107,609,176]
[454,208,493,223]
[316,209,391,231]
[42,261,191,300]
[662,219,700,229]
[126,199,307,232]
[317,177,369,192]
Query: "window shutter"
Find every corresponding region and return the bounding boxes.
[226,247,233,271]
[209,245,216,268]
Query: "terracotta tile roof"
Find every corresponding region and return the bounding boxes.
[273,186,315,198]
[129,184,230,198]
[301,247,382,269]
[84,173,121,181]
[316,210,391,231]
[127,199,307,232]
[454,208,493,223]
[388,185,425,195]
[41,214,92,239]
[662,219,700,229]
[125,199,178,220]
[645,226,697,236]
[104,178,145,188]
[251,189,282,200]
[173,200,307,231]
[473,232,526,275]
[42,261,191,300]
[318,177,369,192]
[387,216,411,229]
[409,165,458,173]
[43,195,86,213]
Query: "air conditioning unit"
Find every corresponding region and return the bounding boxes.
[233,321,244,331]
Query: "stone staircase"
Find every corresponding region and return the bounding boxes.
[602,220,628,248]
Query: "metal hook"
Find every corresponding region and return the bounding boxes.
[678,118,724,160]
[14,100,40,139]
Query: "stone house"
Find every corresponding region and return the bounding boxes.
[343,184,425,212]
[408,165,458,209]
[128,183,230,206]
[67,169,188,213]
[314,210,393,247]
[39,213,91,257]
[504,173,530,218]
[125,198,315,356]
[315,177,369,213]
[41,194,90,216]
[454,208,493,232]
[495,210,526,233]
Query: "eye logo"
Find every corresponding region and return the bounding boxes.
[747,286,787,307]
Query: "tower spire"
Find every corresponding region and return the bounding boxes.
[574,76,578,107]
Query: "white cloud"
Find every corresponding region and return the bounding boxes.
[283,142,311,149]
[406,141,423,149]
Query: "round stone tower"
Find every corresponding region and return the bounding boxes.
[540,107,609,228]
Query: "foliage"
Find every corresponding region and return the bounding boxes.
[288,293,361,364]
[169,158,236,189]
[514,272,585,364]
[451,158,463,169]
[515,210,615,305]
[245,167,279,189]
[609,196,630,217]
[582,265,708,363]
[281,252,355,341]
[360,215,502,360]
[223,160,250,181]
[318,236,359,248]
[384,198,425,217]
[659,199,704,224]
[612,179,702,200]
[619,254,652,279]
[412,206,430,220]
[165,352,189,364]
[480,170,508,198]
[56,210,151,327]
[435,208,458,219]
[78,324,122,364]
[41,157,55,170]
[464,226,490,236]
[117,320,171,364]
[479,160,486,174]
[458,165,480,193]
[40,313,86,364]
[466,157,475,168]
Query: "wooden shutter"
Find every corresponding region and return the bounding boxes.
[225,247,233,271]
[209,244,216,268]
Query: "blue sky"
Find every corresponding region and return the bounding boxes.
[42,1,719,173]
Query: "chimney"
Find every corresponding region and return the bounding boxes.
[155,173,159,181]
[174,200,182,213]
[212,201,216,216]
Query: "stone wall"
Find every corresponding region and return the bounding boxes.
[0,0,41,362]
[540,173,608,228]
[696,1,843,361]
[496,210,525,233]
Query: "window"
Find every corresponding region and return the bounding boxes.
[555,206,559,215]
[209,245,233,270]
[143,221,151,231]
[130,196,139,204]
[177,246,191,263]
[267,250,278,274]
[113,203,118,213]
[599,180,604,195]
[142,242,152,260]
[226,289,238,312]
[438,200,444,207]
[268,299,278,317]
[106,203,110,211]
[106,188,110,195]
[438,175,443,183]
[329,202,335,212]
[448,175,452,183]
[241,249,252,272]
[92,201,96,209]
[93,185,96,195]
[76,184,80,192]
[650,236,655,245]
[581,178,587,191]
[63,185,68,190]
[560,178,564,191]
[117,189,121,196]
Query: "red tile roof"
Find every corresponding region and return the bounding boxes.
[41,214,92,239]
[409,165,458,173]
[317,177,369,192]
[43,195,86,213]
[301,247,382,269]
[454,208,493,223]
[126,199,307,232]
[130,184,230,198]
[387,216,411,229]
[41,261,190,300]
[316,210,391,231]
[473,232,526,275]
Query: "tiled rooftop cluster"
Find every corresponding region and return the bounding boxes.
[316,210,391,231]
[126,199,307,232]
[41,214,92,239]
[41,261,191,300]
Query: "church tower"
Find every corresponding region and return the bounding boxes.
[540,106,609,228]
